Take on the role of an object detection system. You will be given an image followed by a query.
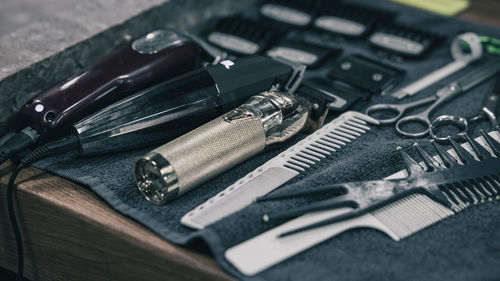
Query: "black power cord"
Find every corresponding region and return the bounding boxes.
[0,127,40,166]
[6,135,79,281]
[7,167,24,281]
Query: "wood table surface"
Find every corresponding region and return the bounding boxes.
[1,2,500,280]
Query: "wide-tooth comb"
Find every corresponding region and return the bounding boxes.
[206,17,279,56]
[181,111,379,229]
[225,132,500,276]
[314,2,396,37]
[369,22,444,58]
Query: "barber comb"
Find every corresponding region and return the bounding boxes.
[225,131,500,276]
[260,129,500,239]
[369,22,444,58]
[205,17,279,56]
[314,2,396,38]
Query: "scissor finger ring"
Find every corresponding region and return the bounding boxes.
[430,115,468,142]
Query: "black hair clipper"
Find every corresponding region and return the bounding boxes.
[70,56,306,155]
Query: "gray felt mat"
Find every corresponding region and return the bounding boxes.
[34,1,500,280]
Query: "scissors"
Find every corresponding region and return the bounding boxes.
[365,58,500,138]
[429,82,500,141]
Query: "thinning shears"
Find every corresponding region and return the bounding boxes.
[365,57,500,138]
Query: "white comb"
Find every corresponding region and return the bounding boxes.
[225,131,500,276]
[181,111,379,229]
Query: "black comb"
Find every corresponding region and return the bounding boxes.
[314,2,396,38]
[205,17,280,56]
[257,131,500,240]
[369,23,445,58]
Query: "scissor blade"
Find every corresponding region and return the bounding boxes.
[484,75,500,115]
[459,57,500,92]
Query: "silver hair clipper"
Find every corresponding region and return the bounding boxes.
[134,90,313,205]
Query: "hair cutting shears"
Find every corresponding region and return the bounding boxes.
[365,57,500,138]
[429,80,500,141]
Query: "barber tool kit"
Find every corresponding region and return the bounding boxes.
[2,0,500,280]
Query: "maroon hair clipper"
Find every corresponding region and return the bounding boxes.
[1,29,203,164]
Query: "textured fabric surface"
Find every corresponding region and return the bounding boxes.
[33,1,500,280]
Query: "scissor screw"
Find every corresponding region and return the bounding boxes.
[372,73,383,81]
[340,62,352,70]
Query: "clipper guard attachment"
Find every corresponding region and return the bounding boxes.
[205,17,280,56]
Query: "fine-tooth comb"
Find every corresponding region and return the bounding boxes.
[181,111,380,229]
[369,22,444,58]
[205,17,279,56]
[225,130,500,276]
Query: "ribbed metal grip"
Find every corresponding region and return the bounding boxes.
[134,115,266,204]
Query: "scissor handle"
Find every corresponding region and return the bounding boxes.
[395,114,432,138]
[365,96,438,125]
[429,114,468,142]
[364,104,406,125]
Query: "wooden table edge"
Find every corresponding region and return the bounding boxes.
[0,163,234,281]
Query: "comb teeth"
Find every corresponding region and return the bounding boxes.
[464,134,491,160]
[449,138,476,164]
[371,132,500,238]
[480,129,500,157]
[414,143,443,171]
[284,113,377,172]
[400,133,500,208]
[398,145,425,176]
[439,174,500,208]
[431,140,458,168]
[372,193,454,239]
